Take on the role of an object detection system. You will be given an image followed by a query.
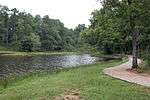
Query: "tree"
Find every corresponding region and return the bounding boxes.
[8,8,19,44]
[19,33,41,51]
[74,24,86,48]
[0,6,9,45]
[82,0,150,68]
[0,4,82,52]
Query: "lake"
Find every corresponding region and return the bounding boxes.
[0,54,99,79]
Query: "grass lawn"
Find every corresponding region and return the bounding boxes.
[0,50,79,56]
[0,60,150,100]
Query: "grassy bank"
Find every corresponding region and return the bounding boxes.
[0,60,150,100]
[0,50,79,56]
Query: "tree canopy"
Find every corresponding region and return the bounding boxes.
[0,5,81,52]
[81,0,150,68]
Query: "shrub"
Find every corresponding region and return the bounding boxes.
[19,33,41,52]
[143,53,150,68]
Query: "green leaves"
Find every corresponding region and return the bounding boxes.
[81,0,150,54]
[0,5,81,52]
[19,33,41,52]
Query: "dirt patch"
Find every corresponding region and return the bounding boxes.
[126,68,139,73]
[127,68,150,76]
[126,68,146,74]
[54,89,80,100]
[143,88,150,93]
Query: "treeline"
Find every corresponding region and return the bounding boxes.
[81,0,150,55]
[0,5,84,52]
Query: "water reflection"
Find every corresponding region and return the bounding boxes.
[0,54,99,78]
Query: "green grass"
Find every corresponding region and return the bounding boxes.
[0,60,150,100]
[0,50,79,56]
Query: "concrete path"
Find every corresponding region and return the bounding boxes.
[103,56,150,87]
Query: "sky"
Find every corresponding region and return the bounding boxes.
[0,0,100,29]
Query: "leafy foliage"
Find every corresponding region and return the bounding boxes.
[82,0,150,55]
[0,5,81,52]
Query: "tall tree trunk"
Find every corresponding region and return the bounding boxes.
[127,0,139,69]
[132,29,139,68]
[4,28,9,46]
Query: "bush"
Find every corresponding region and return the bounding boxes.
[19,33,41,52]
[20,38,33,52]
[143,53,150,68]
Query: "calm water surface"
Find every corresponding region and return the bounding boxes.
[0,54,99,78]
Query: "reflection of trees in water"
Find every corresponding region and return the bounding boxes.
[0,54,98,79]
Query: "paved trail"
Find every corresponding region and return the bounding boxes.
[103,56,150,87]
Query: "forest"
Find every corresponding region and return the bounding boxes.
[0,5,84,52]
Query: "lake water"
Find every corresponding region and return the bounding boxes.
[0,54,99,79]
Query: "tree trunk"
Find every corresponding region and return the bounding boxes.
[132,29,139,68]
[127,0,139,69]
[6,29,9,46]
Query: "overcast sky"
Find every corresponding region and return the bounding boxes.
[0,0,100,28]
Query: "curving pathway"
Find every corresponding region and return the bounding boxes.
[103,56,150,87]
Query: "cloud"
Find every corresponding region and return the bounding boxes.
[0,0,100,28]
